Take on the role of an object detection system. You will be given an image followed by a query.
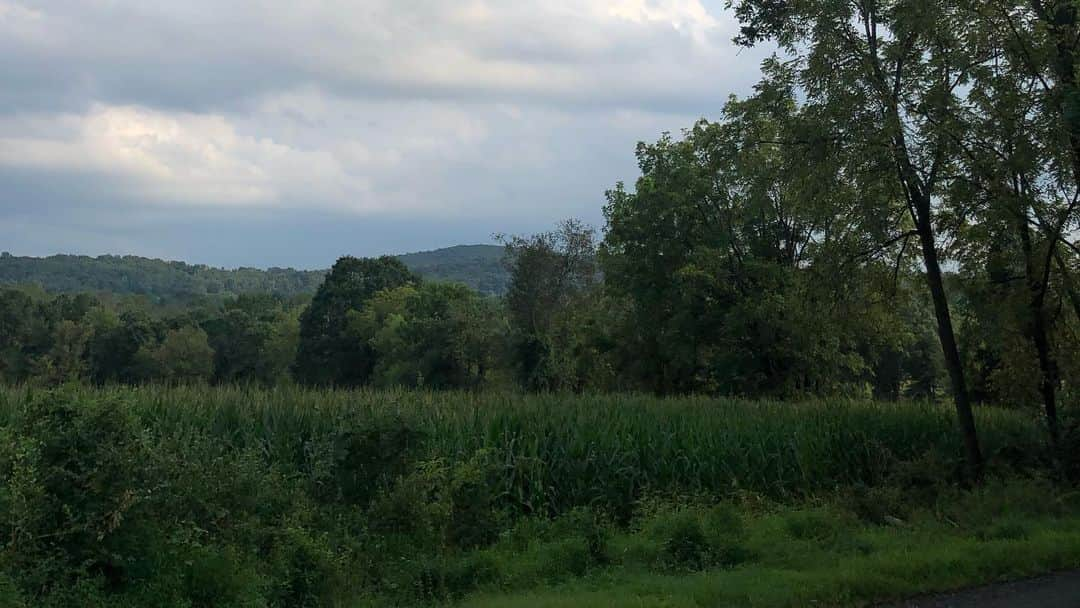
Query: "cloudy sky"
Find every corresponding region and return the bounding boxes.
[0,0,767,268]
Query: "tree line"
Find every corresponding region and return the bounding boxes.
[0,253,326,301]
[0,245,509,300]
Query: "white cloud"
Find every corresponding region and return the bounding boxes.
[0,0,769,260]
[0,104,369,208]
[0,0,757,110]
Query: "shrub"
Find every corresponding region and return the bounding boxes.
[549,507,610,565]
[975,520,1030,542]
[843,484,909,524]
[0,574,23,608]
[182,545,265,608]
[536,537,593,580]
[413,553,500,601]
[0,390,153,594]
[784,509,847,542]
[265,527,346,608]
[326,416,426,506]
[642,502,749,572]
[446,451,505,550]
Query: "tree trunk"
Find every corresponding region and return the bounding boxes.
[1056,250,1080,322]
[914,202,984,479]
[1038,1,1080,186]
[1018,219,1060,447]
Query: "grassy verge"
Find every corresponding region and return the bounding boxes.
[458,482,1080,607]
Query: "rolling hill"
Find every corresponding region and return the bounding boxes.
[0,245,509,299]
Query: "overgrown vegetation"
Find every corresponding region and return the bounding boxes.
[0,386,1076,607]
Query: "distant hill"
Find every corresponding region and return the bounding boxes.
[396,245,508,295]
[0,245,509,300]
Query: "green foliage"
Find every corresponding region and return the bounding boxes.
[0,391,153,594]
[204,295,300,386]
[0,247,510,302]
[0,386,1073,607]
[134,326,215,384]
[499,220,598,391]
[294,256,418,386]
[396,245,510,296]
[0,254,325,301]
[600,111,919,397]
[350,283,507,389]
[640,502,749,572]
[0,288,308,387]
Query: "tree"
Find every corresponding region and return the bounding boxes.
[294,256,417,386]
[730,0,986,476]
[87,310,157,384]
[39,320,91,385]
[498,220,597,390]
[204,295,300,385]
[601,79,909,397]
[134,326,215,384]
[0,289,38,382]
[349,283,505,389]
[940,46,1074,440]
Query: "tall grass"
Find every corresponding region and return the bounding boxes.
[0,385,1044,516]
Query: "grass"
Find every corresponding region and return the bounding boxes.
[0,385,1073,607]
[460,485,1080,607]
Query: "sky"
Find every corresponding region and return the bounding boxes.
[0,0,768,269]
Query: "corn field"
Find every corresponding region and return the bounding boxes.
[0,385,1044,517]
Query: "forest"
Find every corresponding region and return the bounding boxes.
[2,0,1080,606]
[0,245,508,300]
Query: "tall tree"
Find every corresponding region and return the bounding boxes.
[944,40,1074,442]
[134,326,215,384]
[499,220,597,390]
[294,256,417,386]
[349,282,504,389]
[602,77,908,397]
[731,0,987,476]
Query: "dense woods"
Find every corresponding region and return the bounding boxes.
[0,245,508,301]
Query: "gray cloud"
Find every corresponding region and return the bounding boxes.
[0,0,768,266]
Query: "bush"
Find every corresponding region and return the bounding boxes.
[265,527,346,608]
[0,390,153,595]
[784,509,848,542]
[181,545,265,608]
[367,451,505,552]
[413,553,500,601]
[549,507,610,565]
[641,502,749,572]
[0,574,23,608]
[975,520,1030,542]
[325,416,426,506]
[843,484,909,524]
